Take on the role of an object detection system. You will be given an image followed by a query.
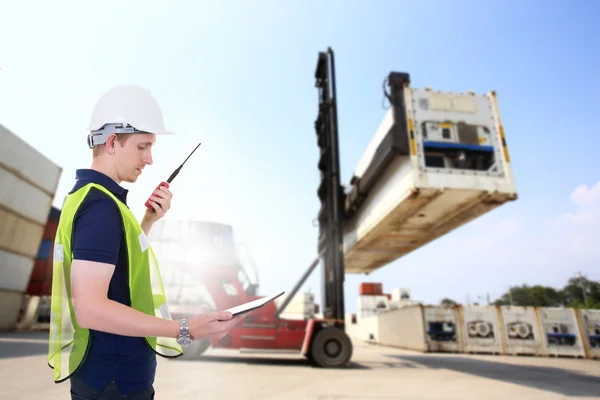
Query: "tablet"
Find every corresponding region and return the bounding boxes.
[224,291,286,318]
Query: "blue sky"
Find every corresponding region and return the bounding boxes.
[1,1,599,312]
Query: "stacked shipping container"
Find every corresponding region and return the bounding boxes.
[26,206,61,297]
[0,124,62,330]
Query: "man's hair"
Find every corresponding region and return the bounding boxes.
[92,134,132,157]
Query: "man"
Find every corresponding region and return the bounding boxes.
[48,85,244,399]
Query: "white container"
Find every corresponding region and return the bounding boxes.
[377,305,427,352]
[148,219,255,309]
[277,291,315,319]
[341,86,517,274]
[0,290,25,331]
[357,295,389,310]
[499,306,544,356]
[391,288,411,302]
[0,124,62,195]
[0,250,35,292]
[0,167,54,225]
[579,309,600,359]
[0,207,45,259]
[422,306,462,352]
[539,307,585,358]
[459,306,502,354]
[356,314,380,342]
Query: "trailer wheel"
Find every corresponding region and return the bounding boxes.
[310,327,353,368]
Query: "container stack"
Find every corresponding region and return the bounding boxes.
[0,124,62,331]
[277,292,316,320]
[26,206,61,297]
[357,282,388,321]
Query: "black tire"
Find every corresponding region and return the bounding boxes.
[310,327,353,368]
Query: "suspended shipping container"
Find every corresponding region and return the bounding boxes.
[579,309,600,359]
[0,124,62,330]
[498,306,544,356]
[422,305,462,352]
[458,306,502,354]
[539,307,585,358]
[341,78,518,274]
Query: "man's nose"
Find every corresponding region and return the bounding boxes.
[144,150,153,165]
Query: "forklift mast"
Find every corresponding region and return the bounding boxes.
[314,48,346,322]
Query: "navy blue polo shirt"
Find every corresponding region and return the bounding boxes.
[69,169,156,395]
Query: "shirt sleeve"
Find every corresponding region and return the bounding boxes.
[72,190,123,265]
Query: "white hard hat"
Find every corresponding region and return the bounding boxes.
[87,84,175,148]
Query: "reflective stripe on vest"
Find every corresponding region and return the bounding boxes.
[48,182,182,382]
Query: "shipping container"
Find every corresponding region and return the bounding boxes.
[498,306,544,356]
[0,124,62,195]
[377,305,428,352]
[359,282,383,295]
[538,307,585,358]
[0,207,45,258]
[422,305,462,352]
[0,124,62,330]
[356,295,389,322]
[391,288,411,301]
[341,85,518,274]
[0,290,26,331]
[355,314,380,343]
[277,292,315,320]
[459,305,502,354]
[578,309,600,359]
[148,219,255,309]
[0,250,36,292]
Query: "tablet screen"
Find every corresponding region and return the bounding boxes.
[225,291,286,317]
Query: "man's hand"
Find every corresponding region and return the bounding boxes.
[188,310,248,341]
[141,186,173,234]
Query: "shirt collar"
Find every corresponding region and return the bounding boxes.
[73,169,129,204]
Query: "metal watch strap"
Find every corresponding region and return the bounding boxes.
[180,318,190,336]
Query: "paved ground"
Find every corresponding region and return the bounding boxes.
[1,330,599,399]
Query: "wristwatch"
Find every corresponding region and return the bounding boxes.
[176,318,193,346]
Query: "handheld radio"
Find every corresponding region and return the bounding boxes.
[145,142,201,209]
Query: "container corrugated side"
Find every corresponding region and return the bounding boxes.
[0,124,61,195]
[0,290,25,331]
[377,305,427,352]
[0,167,54,225]
[459,306,502,354]
[0,208,45,258]
[0,250,35,292]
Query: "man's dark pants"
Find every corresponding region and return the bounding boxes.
[70,377,155,400]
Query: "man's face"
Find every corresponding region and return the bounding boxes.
[113,133,156,183]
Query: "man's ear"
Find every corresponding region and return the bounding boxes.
[105,134,117,154]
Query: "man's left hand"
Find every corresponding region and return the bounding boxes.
[142,186,173,230]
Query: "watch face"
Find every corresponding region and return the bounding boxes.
[178,336,193,346]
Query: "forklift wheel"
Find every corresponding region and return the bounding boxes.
[310,327,353,368]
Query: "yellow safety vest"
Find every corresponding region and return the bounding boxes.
[47,182,182,383]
